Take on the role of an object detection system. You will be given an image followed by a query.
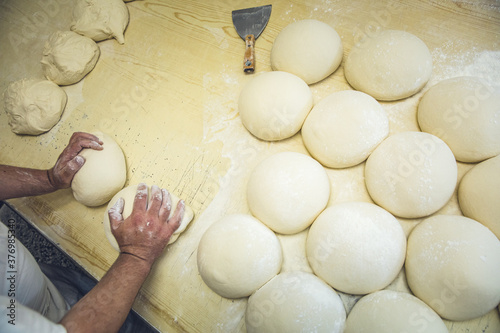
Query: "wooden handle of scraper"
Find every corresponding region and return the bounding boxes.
[243,34,255,73]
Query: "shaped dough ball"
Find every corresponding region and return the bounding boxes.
[406,215,500,321]
[270,19,343,84]
[306,202,406,295]
[246,271,346,333]
[418,76,500,163]
[302,90,389,168]
[365,131,457,218]
[197,214,282,299]
[71,131,126,206]
[345,30,432,101]
[247,152,330,234]
[71,0,129,44]
[238,71,312,141]
[345,290,448,333]
[41,31,100,86]
[3,78,67,135]
[103,184,194,251]
[458,155,500,239]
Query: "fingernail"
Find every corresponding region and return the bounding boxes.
[75,155,85,165]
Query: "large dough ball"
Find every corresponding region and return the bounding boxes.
[406,215,500,321]
[71,131,126,206]
[247,152,330,234]
[41,30,100,86]
[3,78,67,135]
[418,76,500,163]
[270,19,343,84]
[345,290,448,333]
[302,90,389,168]
[197,214,282,299]
[306,202,406,295]
[345,30,432,101]
[238,71,312,141]
[245,271,346,333]
[365,131,457,218]
[458,155,500,239]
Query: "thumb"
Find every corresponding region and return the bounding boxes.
[68,155,85,174]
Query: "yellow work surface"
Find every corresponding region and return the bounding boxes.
[1,0,499,332]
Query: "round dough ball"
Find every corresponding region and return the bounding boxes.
[345,30,432,101]
[345,290,448,333]
[246,271,346,333]
[3,78,67,135]
[270,19,343,84]
[41,30,100,86]
[406,215,500,321]
[365,131,457,218]
[458,154,500,239]
[306,202,406,295]
[238,71,312,141]
[71,0,129,44]
[302,90,389,168]
[103,184,194,251]
[247,152,330,234]
[197,214,282,299]
[418,76,500,163]
[71,131,126,207]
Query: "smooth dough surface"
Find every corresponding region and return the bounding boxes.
[3,78,67,135]
[245,271,346,333]
[365,131,457,218]
[238,71,312,141]
[247,152,330,234]
[345,30,432,101]
[270,19,343,84]
[405,215,500,321]
[306,202,406,295]
[197,214,281,299]
[418,76,500,162]
[71,131,126,207]
[302,90,389,168]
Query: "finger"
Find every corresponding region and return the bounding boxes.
[148,185,163,215]
[70,132,104,147]
[133,183,148,213]
[166,200,185,234]
[158,189,172,222]
[108,197,125,231]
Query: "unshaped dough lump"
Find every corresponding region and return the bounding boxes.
[306,202,406,295]
[345,30,432,101]
[405,215,500,321]
[197,214,282,299]
[271,19,343,84]
[344,290,448,333]
[247,152,330,234]
[103,184,194,251]
[238,71,312,141]
[246,271,346,333]
[3,78,67,135]
[418,76,500,163]
[41,30,100,86]
[458,154,500,239]
[365,131,457,218]
[302,90,389,168]
[71,131,126,207]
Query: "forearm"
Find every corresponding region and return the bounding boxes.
[0,165,57,201]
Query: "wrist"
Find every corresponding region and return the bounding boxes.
[46,168,61,191]
[119,251,154,271]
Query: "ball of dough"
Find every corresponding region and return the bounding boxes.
[365,131,457,218]
[417,76,500,163]
[197,214,282,299]
[345,30,432,101]
[247,152,330,234]
[270,19,343,84]
[41,30,100,86]
[246,271,346,333]
[458,154,500,239]
[302,90,389,168]
[103,184,194,251]
[344,290,448,333]
[3,78,67,135]
[238,71,312,141]
[406,215,500,321]
[306,202,406,295]
[71,131,126,207]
